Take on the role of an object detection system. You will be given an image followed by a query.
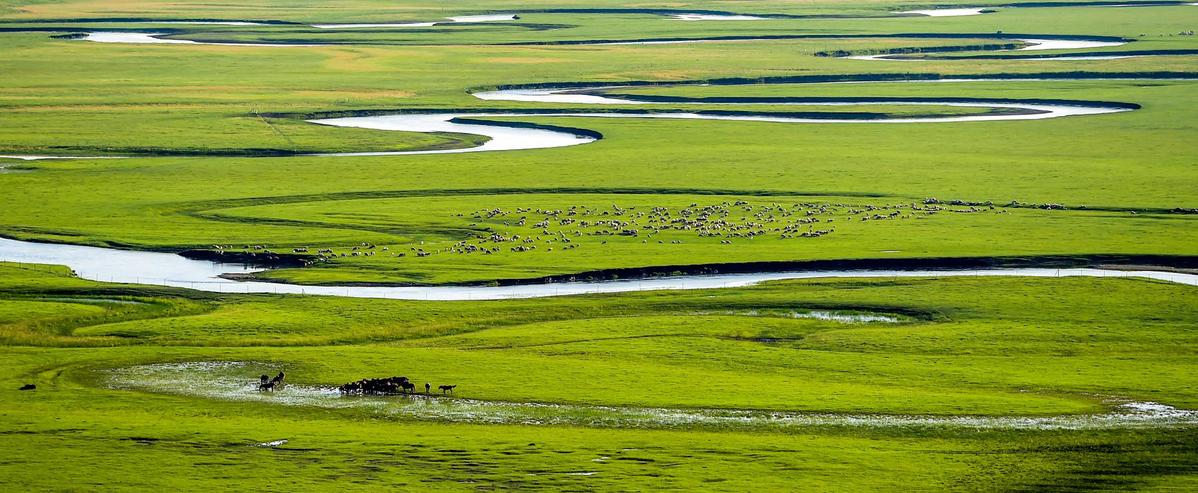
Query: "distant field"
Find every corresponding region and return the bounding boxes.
[0,75,1194,283]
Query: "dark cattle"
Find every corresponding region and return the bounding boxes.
[18,384,35,391]
[335,375,461,396]
[338,376,422,396]
[257,372,284,392]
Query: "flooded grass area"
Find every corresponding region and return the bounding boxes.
[107,361,1198,431]
[694,309,907,323]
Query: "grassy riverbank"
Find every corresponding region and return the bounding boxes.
[1,262,1197,489]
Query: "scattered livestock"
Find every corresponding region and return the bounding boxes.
[452,200,923,254]
[18,383,35,391]
[218,197,1078,264]
[438,385,457,394]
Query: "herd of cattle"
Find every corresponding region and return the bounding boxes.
[336,375,456,395]
[255,372,456,396]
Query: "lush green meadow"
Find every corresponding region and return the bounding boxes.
[1,263,1198,489]
[2,74,1195,283]
[0,0,1196,489]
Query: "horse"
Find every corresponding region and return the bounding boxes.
[438,385,457,394]
[425,383,431,394]
[399,381,416,394]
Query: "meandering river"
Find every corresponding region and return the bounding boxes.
[0,237,1193,300]
[5,29,1192,297]
[299,82,1136,157]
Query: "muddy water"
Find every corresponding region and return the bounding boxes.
[106,361,1198,430]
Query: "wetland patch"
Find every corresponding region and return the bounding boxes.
[107,362,1198,431]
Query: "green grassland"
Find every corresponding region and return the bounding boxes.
[0,0,1196,490]
[1,74,1195,283]
[0,28,1195,283]
[4,0,1159,21]
[1,263,1197,489]
[2,260,1196,414]
[219,193,1196,284]
[4,4,1198,49]
[163,7,1198,48]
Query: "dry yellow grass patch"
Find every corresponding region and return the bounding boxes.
[482,56,572,64]
[292,89,416,99]
[322,48,386,71]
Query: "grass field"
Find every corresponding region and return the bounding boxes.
[1,263,1197,489]
[0,0,1195,490]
